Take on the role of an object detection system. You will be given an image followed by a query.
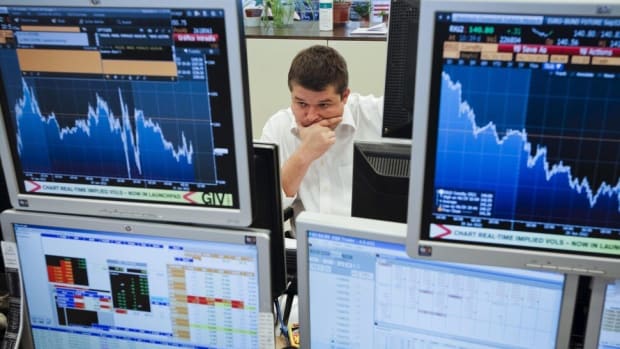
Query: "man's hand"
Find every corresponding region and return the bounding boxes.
[280,116,342,198]
[297,117,342,162]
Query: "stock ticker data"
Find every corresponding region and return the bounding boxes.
[427,12,620,256]
[0,7,240,208]
[16,79,199,182]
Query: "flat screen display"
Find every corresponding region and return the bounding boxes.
[597,282,620,348]
[407,0,620,277]
[585,278,620,349]
[0,209,273,349]
[0,0,254,226]
[296,212,578,349]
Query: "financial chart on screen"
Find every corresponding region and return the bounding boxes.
[422,11,620,258]
[307,231,567,349]
[13,222,263,349]
[0,5,246,211]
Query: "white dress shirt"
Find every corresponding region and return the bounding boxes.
[260,93,384,217]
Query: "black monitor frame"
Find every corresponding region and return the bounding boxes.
[351,140,410,223]
[251,142,287,299]
[381,0,420,139]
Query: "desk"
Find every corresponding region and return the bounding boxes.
[276,335,288,348]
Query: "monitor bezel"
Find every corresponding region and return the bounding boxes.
[406,0,620,277]
[0,208,273,348]
[0,0,255,227]
[296,211,579,349]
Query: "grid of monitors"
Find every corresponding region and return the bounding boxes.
[296,211,579,349]
[585,278,620,349]
[0,0,254,226]
[0,209,273,349]
[406,0,620,277]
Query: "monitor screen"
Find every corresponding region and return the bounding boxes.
[296,212,578,349]
[585,278,620,349]
[0,0,254,226]
[0,209,273,349]
[406,0,620,277]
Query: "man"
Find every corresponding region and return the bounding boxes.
[260,45,383,219]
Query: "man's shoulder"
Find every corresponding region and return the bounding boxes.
[346,92,384,105]
[260,107,295,143]
[342,93,384,139]
[266,107,293,121]
[345,92,384,122]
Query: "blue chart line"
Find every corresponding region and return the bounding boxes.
[435,69,620,229]
[15,79,198,182]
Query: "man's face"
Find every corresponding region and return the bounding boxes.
[290,83,350,129]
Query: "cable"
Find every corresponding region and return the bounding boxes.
[273,298,290,346]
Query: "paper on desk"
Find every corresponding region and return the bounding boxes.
[351,23,388,35]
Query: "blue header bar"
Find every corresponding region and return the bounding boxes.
[308,230,403,252]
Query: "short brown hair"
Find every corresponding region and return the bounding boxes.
[287,45,349,96]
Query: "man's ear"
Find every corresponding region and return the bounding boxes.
[341,88,351,104]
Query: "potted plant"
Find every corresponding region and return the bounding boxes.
[262,0,296,28]
[333,0,352,25]
[352,1,371,27]
[261,0,315,28]
[378,10,389,24]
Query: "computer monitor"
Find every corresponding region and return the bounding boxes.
[584,278,620,349]
[351,140,410,223]
[251,141,287,299]
[381,0,420,139]
[0,209,274,349]
[0,0,255,227]
[354,0,421,222]
[296,211,579,349]
[406,0,620,277]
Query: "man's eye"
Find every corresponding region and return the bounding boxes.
[297,102,307,107]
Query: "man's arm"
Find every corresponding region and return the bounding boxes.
[280,148,314,198]
[280,117,341,197]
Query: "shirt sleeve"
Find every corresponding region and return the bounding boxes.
[257,109,299,205]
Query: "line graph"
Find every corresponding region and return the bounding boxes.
[434,66,620,229]
[14,78,212,183]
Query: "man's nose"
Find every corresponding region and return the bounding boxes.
[306,107,321,123]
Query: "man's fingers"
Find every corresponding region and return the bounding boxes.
[318,117,343,128]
